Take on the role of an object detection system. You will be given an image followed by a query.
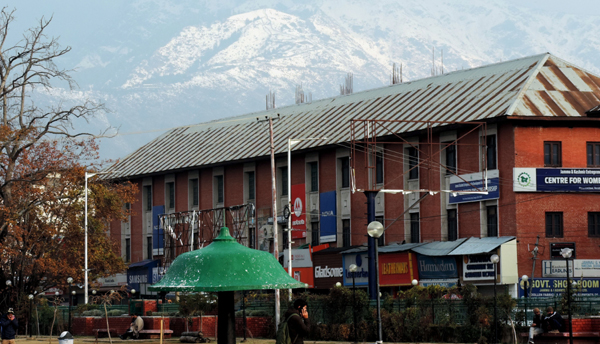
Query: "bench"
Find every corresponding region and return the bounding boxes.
[139,329,174,339]
[95,329,118,339]
[520,331,600,344]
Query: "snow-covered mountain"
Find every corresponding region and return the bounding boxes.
[8,0,600,159]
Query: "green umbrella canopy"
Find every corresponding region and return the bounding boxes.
[149,227,306,292]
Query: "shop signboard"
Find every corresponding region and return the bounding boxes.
[417,254,458,279]
[312,249,344,289]
[518,277,600,297]
[513,168,600,192]
[462,254,497,281]
[291,184,307,239]
[319,191,337,243]
[449,170,500,204]
[542,259,600,278]
[285,267,314,288]
[343,252,369,286]
[420,279,458,288]
[379,252,418,286]
[97,273,127,287]
[550,242,576,259]
[283,248,313,268]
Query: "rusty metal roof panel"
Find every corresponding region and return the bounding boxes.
[108,53,600,179]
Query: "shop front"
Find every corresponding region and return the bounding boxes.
[283,248,314,288]
[313,247,353,290]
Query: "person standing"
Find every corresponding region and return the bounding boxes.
[528,308,544,344]
[120,315,144,340]
[284,299,311,344]
[0,308,18,344]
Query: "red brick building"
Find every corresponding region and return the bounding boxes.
[106,53,600,297]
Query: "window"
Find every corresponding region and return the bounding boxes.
[310,162,319,192]
[487,206,498,237]
[587,143,600,167]
[447,209,457,241]
[376,153,384,184]
[545,212,563,238]
[589,212,600,237]
[215,175,224,204]
[410,213,419,243]
[147,236,152,259]
[190,179,199,207]
[247,171,255,200]
[487,135,497,170]
[342,219,351,247]
[544,142,562,167]
[376,216,385,246]
[166,182,175,209]
[281,167,288,196]
[408,147,419,179]
[125,238,131,263]
[341,157,350,188]
[445,142,457,174]
[143,185,152,211]
[311,221,319,246]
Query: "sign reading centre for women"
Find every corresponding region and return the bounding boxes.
[513,168,600,192]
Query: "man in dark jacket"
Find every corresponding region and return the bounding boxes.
[542,306,564,333]
[0,308,18,344]
[284,299,311,344]
[528,308,544,344]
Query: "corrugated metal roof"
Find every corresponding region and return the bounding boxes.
[378,242,425,253]
[108,53,600,178]
[411,238,468,256]
[447,236,515,256]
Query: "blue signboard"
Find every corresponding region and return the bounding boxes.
[416,254,458,279]
[320,191,336,243]
[518,277,600,297]
[342,252,369,286]
[127,259,161,291]
[514,168,600,192]
[449,177,499,204]
[153,205,164,255]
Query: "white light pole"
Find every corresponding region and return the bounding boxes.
[84,170,119,304]
[367,220,384,344]
[287,137,327,301]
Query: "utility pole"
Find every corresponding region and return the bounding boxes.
[269,117,281,329]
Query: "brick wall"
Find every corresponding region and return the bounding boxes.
[72,316,172,336]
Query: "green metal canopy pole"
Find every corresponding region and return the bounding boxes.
[149,227,305,344]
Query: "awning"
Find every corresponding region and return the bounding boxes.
[411,238,468,256]
[379,242,424,253]
[447,236,516,256]
[128,259,160,269]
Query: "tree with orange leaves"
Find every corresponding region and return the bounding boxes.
[0,7,137,309]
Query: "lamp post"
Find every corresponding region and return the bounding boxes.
[561,248,574,344]
[349,263,358,344]
[367,220,384,344]
[67,277,73,333]
[411,279,418,307]
[522,275,529,327]
[130,289,136,315]
[490,254,500,344]
[28,294,34,337]
[287,138,327,301]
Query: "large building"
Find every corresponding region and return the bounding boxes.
[106,53,600,298]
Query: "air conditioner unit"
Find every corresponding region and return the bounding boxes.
[261,224,274,239]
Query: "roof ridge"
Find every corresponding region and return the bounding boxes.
[505,53,551,116]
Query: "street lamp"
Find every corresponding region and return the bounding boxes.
[130,289,136,315]
[335,282,342,287]
[349,263,358,344]
[84,170,120,304]
[561,248,574,344]
[411,279,419,307]
[522,275,529,328]
[28,294,34,337]
[287,137,327,301]
[67,277,73,333]
[490,254,500,344]
[367,220,384,344]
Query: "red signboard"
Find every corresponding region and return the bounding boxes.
[291,184,306,238]
[285,267,314,288]
[379,252,419,286]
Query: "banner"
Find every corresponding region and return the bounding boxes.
[283,248,313,268]
[417,254,458,279]
[542,259,600,278]
[320,191,337,243]
[462,254,497,281]
[153,205,164,256]
[379,252,418,286]
[519,277,600,297]
[449,170,500,204]
[514,168,600,192]
[291,184,307,238]
[343,252,369,286]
